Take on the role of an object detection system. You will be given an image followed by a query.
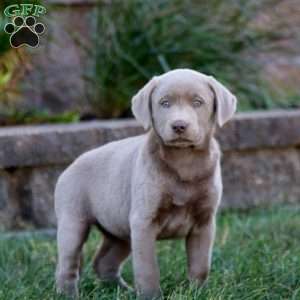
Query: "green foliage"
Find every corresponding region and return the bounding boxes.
[86,0,295,118]
[0,109,79,126]
[0,17,10,55]
[0,0,44,117]
[0,205,299,299]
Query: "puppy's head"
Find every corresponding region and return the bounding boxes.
[132,69,236,148]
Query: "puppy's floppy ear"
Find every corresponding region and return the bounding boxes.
[131,76,158,130]
[208,76,237,127]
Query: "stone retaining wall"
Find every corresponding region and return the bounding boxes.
[0,110,300,230]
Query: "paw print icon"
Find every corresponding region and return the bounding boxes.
[4,16,45,48]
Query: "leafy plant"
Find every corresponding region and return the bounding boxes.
[0,109,79,126]
[0,17,10,56]
[85,0,293,118]
[0,0,42,116]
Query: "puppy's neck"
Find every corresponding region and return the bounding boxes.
[147,130,219,182]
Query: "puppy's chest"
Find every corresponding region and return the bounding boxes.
[165,177,209,206]
[155,179,213,239]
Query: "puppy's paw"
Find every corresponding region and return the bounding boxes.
[188,269,209,287]
[137,289,162,300]
[56,280,79,299]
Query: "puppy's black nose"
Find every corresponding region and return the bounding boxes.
[172,120,188,134]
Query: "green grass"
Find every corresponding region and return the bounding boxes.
[1,205,299,299]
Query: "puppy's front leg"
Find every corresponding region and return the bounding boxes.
[130,215,161,300]
[186,216,216,286]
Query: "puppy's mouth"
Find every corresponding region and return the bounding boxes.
[165,138,195,147]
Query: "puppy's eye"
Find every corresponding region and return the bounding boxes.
[192,99,204,108]
[160,99,170,108]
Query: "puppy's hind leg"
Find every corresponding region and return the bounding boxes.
[56,215,90,298]
[93,233,131,290]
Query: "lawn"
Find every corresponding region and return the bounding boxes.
[0,205,299,300]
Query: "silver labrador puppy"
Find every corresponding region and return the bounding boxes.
[55,69,237,299]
